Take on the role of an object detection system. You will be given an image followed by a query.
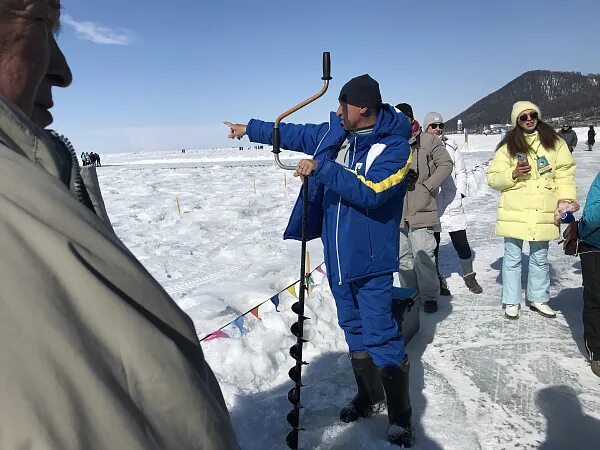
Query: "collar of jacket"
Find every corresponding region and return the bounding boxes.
[524,130,539,145]
[408,129,421,146]
[0,95,71,185]
[349,125,374,136]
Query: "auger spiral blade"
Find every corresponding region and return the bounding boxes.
[288,387,300,405]
[287,409,300,427]
[291,302,310,319]
[286,429,299,449]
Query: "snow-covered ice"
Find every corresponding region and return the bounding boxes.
[97,130,600,449]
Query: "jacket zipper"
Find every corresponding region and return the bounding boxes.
[335,136,357,285]
[350,135,357,167]
[335,198,343,284]
[314,121,332,157]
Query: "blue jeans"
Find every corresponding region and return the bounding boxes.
[502,238,550,305]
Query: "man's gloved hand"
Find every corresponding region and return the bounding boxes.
[406,169,417,191]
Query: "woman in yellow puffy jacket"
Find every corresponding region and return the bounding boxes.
[487,101,576,319]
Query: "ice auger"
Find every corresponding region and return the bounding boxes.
[271,52,331,450]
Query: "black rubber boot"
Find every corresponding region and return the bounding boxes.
[423,300,438,313]
[339,352,386,423]
[380,357,414,447]
[439,276,451,296]
[435,250,450,296]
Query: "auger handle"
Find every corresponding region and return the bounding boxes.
[273,52,331,170]
[322,52,331,81]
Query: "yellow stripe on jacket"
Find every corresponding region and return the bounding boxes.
[344,151,413,193]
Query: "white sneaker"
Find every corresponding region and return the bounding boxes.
[530,302,556,318]
[505,304,519,319]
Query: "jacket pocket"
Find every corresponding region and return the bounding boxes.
[499,182,525,209]
[543,184,558,213]
[415,183,436,213]
[504,181,526,193]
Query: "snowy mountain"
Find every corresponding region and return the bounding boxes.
[447,70,600,130]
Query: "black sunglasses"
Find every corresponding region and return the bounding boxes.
[519,112,538,122]
[429,123,444,130]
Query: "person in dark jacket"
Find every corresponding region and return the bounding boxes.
[578,172,600,377]
[588,126,596,151]
[225,74,414,447]
[558,123,578,152]
[395,103,421,137]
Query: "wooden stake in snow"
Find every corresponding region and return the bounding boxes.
[253,179,257,194]
[176,197,181,215]
[284,172,287,188]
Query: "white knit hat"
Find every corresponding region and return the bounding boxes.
[511,101,541,125]
[423,112,444,131]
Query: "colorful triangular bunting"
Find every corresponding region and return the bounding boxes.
[233,316,245,334]
[204,330,230,341]
[287,284,299,299]
[270,294,280,311]
[250,306,261,320]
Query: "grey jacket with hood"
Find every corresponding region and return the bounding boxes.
[400,130,454,229]
[0,96,239,449]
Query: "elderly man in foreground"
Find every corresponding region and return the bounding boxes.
[0,2,239,448]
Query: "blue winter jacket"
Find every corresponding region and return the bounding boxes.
[579,173,600,248]
[246,104,412,285]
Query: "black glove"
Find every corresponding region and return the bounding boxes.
[406,169,418,191]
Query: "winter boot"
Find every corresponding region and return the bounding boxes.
[435,251,450,296]
[504,304,519,319]
[463,272,483,294]
[380,357,414,448]
[423,300,438,313]
[439,276,451,296]
[529,302,556,318]
[339,352,386,423]
[459,257,483,294]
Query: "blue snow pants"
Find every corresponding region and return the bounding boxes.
[330,273,405,368]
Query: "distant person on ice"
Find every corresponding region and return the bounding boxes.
[487,101,577,320]
[0,1,238,448]
[394,105,454,314]
[588,125,596,151]
[558,122,578,152]
[225,74,415,447]
[425,112,483,295]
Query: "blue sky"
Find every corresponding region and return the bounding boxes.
[54,0,600,153]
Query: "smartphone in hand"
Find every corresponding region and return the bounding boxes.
[516,152,528,165]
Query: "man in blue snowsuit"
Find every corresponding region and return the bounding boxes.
[225,75,414,447]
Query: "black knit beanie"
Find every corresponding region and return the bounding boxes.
[395,103,414,120]
[338,74,382,108]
